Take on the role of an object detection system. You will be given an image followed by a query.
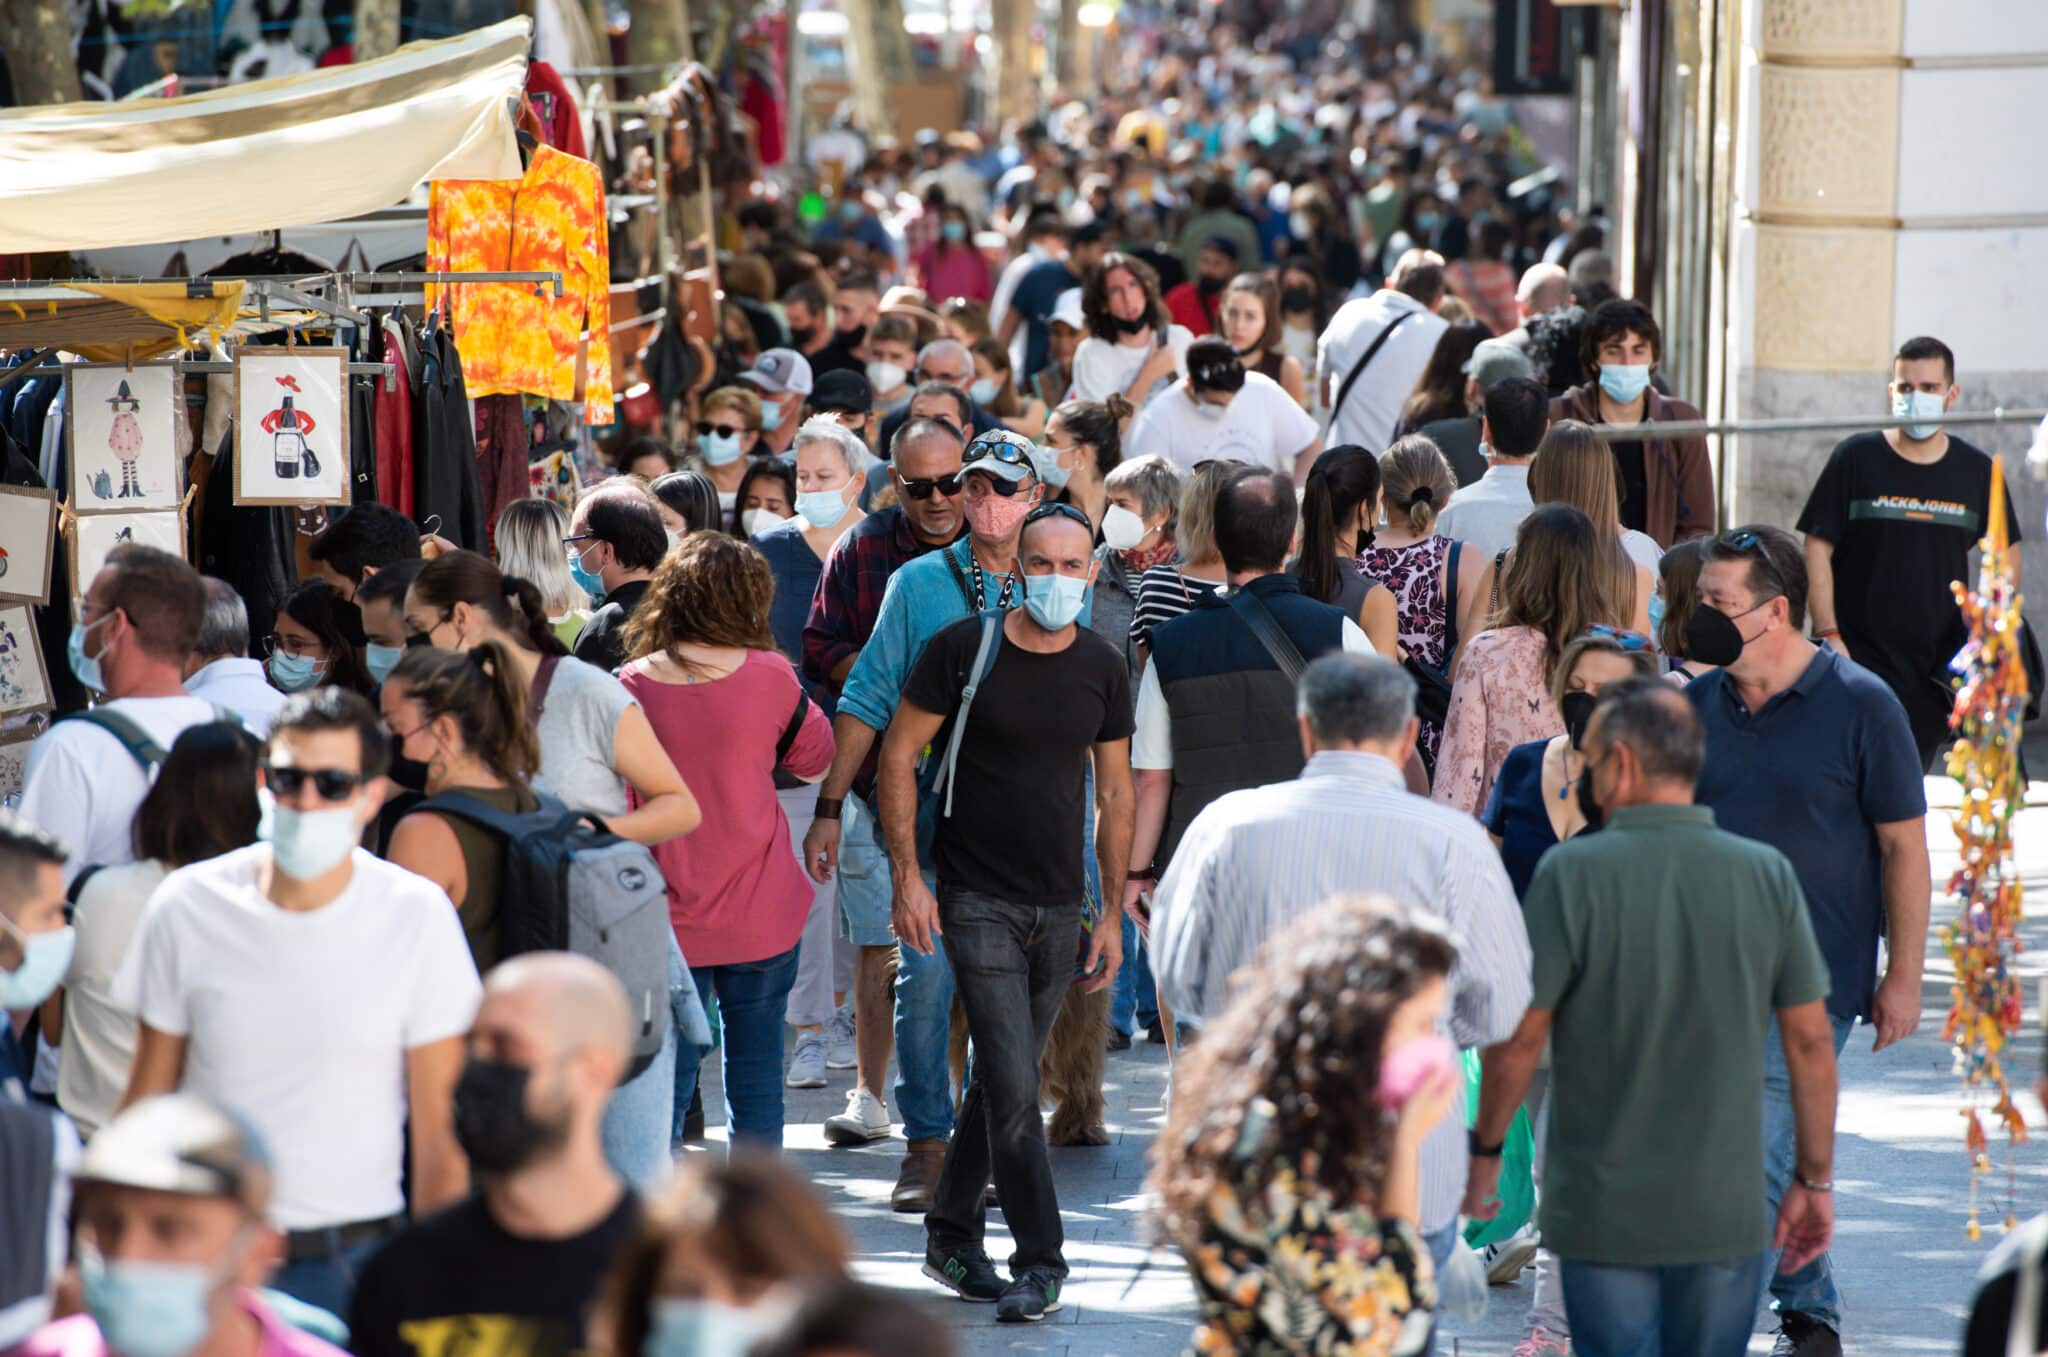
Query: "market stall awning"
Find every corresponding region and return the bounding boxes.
[0,282,249,361]
[0,20,530,255]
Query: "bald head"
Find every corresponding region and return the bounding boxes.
[1517,262,1569,318]
[482,952,634,1074]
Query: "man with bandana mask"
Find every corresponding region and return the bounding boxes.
[1682,525,1929,1357]
[10,1093,347,1357]
[117,689,481,1318]
[348,954,641,1357]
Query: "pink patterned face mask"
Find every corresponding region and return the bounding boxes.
[964,491,1033,541]
[1374,1034,1457,1110]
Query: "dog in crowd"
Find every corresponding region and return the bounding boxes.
[947,981,1111,1147]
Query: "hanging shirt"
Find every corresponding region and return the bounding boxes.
[426,144,614,425]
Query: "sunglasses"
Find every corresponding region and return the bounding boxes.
[264,764,366,802]
[1023,502,1092,531]
[899,473,964,501]
[1586,624,1654,651]
[696,422,750,439]
[1719,529,1788,598]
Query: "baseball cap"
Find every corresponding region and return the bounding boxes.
[1464,339,1536,392]
[811,368,873,415]
[740,348,815,397]
[1050,288,1086,331]
[77,1094,272,1211]
[961,428,1041,486]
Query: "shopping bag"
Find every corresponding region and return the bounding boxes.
[1461,1047,1535,1248]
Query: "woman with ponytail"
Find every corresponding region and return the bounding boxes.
[1292,447,1400,659]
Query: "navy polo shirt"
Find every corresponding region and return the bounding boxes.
[1687,647,1926,1022]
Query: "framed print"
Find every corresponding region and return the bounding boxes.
[0,485,58,606]
[234,346,349,506]
[70,510,187,605]
[66,362,184,513]
[0,606,52,725]
[0,740,25,804]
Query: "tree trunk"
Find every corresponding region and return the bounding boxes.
[631,0,694,72]
[840,0,912,138]
[0,0,83,105]
[352,0,401,63]
[990,0,1037,131]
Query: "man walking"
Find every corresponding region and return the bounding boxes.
[1467,680,1839,1357]
[881,503,1134,1323]
[1152,653,1528,1273]
[1318,248,1449,452]
[349,954,641,1357]
[1799,335,2022,770]
[1417,341,1536,488]
[1683,525,1929,1356]
[1434,375,1551,559]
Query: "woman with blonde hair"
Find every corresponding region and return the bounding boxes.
[1432,505,1625,816]
[494,498,590,649]
[1128,459,1238,667]
[1506,418,1658,633]
[690,386,767,525]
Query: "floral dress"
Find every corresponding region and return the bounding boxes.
[1184,1159,1435,1356]
[1360,534,1454,762]
[1430,626,1563,818]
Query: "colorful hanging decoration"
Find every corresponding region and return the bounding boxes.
[1939,462,2030,1241]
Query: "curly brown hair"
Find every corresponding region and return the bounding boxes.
[620,530,777,672]
[1081,251,1168,343]
[1148,893,1457,1250]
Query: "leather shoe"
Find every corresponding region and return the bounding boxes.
[892,1139,947,1213]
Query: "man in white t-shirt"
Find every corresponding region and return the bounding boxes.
[1317,248,1451,453]
[18,546,225,887]
[1125,337,1322,484]
[117,688,481,1321]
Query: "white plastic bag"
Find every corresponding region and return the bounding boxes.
[1438,1229,1489,1324]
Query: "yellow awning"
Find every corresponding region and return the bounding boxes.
[0,282,248,362]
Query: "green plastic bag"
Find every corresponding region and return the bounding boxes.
[1461,1048,1535,1248]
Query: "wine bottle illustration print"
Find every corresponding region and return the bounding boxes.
[262,376,321,480]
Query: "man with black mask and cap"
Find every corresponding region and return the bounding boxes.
[349,952,640,1357]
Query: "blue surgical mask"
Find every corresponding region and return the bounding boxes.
[1598,363,1651,404]
[0,914,75,1009]
[1415,210,1441,235]
[942,220,968,244]
[796,487,853,529]
[1037,443,1074,489]
[700,431,745,465]
[1647,590,1666,637]
[760,401,785,432]
[80,1249,218,1357]
[1023,572,1090,630]
[266,650,325,693]
[969,378,1000,406]
[1892,388,1946,440]
[259,789,362,881]
[364,643,403,686]
[68,612,111,693]
[643,1297,776,1357]
[569,546,607,602]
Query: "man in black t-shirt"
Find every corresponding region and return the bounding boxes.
[349,955,641,1357]
[1799,335,2023,769]
[879,503,1135,1325]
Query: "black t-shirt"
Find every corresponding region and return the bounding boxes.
[1796,432,2021,685]
[903,615,1134,908]
[348,1189,640,1357]
[572,578,652,675]
[1610,436,1649,534]
[807,333,865,379]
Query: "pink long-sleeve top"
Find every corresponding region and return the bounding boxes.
[1431,626,1564,818]
[622,649,834,967]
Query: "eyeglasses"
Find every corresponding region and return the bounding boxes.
[264,764,366,802]
[1718,529,1787,599]
[261,634,319,658]
[1585,624,1654,651]
[696,422,749,439]
[898,472,964,501]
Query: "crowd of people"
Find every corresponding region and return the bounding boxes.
[0,12,2034,1357]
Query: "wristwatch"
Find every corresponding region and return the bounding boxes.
[1468,1130,1504,1159]
[813,796,844,821]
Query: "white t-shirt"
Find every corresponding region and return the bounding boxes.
[1132,616,1374,770]
[1316,290,1448,452]
[58,859,167,1136]
[1621,528,1664,571]
[1070,326,1193,404]
[1125,372,1321,478]
[18,696,226,887]
[115,846,482,1230]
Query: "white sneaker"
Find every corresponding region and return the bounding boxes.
[1482,1225,1540,1285]
[826,1003,857,1070]
[823,1087,893,1145]
[786,1033,828,1088]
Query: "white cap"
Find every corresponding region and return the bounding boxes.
[1050,288,1086,331]
[740,348,815,397]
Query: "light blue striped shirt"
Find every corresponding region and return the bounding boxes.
[1152,748,1533,1233]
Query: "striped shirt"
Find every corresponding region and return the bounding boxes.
[1129,564,1220,653]
[1152,749,1533,1235]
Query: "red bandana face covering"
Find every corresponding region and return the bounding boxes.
[1120,537,1178,572]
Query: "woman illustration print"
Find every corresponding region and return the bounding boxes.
[261,375,321,482]
[104,379,143,500]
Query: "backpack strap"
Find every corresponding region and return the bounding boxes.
[417,789,581,839]
[775,687,811,763]
[943,541,978,612]
[1224,585,1309,684]
[529,654,563,723]
[932,612,1004,819]
[55,709,167,770]
[1330,308,1417,432]
[1440,538,1463,660]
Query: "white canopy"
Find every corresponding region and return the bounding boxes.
[0,20,531,255]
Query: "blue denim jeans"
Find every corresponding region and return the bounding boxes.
[894,901,957,1144]
[1762,1011,1856,1329]
[269,1234,387,1320]
[1110,911,1159,1036]
[602,932,691,1188]
[1560,1253,1771,1357]
[674,945,800,1148]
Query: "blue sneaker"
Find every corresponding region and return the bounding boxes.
[996,1269,1063,1322]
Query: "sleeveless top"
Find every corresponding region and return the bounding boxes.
[427,783,542,971]
[1254,349,1287,385]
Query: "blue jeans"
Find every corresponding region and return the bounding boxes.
[1762,1011,1855,1329]
[894,905,957,1144]
[602,932,691,1188]
[269,1234,386,1319]
[674,945,800,1148]
[1110,911,1159,1036]
[1560,1254,1770,1357]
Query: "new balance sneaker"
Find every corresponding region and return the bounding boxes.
[1482,1225,1540,1285]
[822,1088,892,1145]
[825,1003,857,1070]
[995,1269,1063,1323]
[1771,1312,1843,1357]
[786,1032,828,1088]
[923,1243,1004,1302]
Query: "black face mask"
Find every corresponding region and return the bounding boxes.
[838,323,866,349]
[1196,274,1226,296]
[1559,690,1597,751]
[1574,751,1606,830]
[787,324,816,348]
[1280,285,1316,314]
[1683,601,1763,668]
[1112,312,1151,337]
[452,1059,569,1177]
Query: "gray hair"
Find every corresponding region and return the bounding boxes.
[194,577,250,660]
[915,337,972,380]
[792,416,875,477]
[1296,654,1416,746]
[1568,249,1615,289]
[1104,454,1183,535]
[1587,677,1703,786]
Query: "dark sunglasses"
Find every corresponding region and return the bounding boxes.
[965,473,1026,498]
[696,421,749,439]
[899,473,964,501]
[1586,624,1654,651]
[264,764,365,802]
[963,434,1036,471]
[1023,502,1092,532]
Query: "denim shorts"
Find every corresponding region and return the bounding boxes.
[835,794,897,947]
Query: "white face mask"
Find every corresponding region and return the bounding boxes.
[866,361,908,394]
[741,507,791,537]
[1101,503,1150,551]
[258,788,363,881]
